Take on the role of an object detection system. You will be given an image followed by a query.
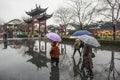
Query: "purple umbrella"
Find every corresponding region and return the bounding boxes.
[46,32,62,42]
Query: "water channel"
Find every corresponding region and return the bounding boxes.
[0,38,120,80]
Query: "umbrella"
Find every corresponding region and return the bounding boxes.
[71,30,92,36]
[46,32,62,42]
[78,35,100,47]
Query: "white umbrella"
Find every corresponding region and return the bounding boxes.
[79,35,101,47]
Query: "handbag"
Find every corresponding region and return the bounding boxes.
[91,53,95,58]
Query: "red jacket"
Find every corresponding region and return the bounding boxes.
[50,46,60,58]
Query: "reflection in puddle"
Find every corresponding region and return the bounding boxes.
[0,39,120,80]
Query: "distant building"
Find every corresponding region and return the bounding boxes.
[6,19,22,29]
[89,21,120,30]
[3,19,22,38]
[89,21,120,39]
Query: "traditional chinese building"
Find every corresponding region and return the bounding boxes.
[24,4,52,37]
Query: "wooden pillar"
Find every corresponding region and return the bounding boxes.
[39,21,40,36]
[32,22,33,36]
[27,23,29,35]
[45,20,46,34]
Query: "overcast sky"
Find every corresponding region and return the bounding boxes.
[0,0,66,25]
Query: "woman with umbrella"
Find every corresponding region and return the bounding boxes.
[50,41,60,67]
[46,32,62,67]
[81,43,94,79]
[79,35,100,79]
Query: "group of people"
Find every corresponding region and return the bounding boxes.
[49,38,94,79]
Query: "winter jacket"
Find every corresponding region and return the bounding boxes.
[50,45,60,58]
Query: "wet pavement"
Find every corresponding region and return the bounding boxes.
[0,38,120,80]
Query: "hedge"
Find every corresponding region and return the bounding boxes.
[62,36,120,46]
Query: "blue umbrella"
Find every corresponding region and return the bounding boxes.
[71,30,92,36]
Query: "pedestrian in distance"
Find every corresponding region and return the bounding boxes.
[50,41,60,67]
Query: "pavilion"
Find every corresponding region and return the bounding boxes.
[24,4,52,37]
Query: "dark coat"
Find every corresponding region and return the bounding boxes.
[83,44,93,69]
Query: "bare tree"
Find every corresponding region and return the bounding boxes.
[67,0,99,30]
[106,0,120,40]
[54,7,74,34]
[97,0,120,40]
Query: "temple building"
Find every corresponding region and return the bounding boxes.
[24,4,52,37]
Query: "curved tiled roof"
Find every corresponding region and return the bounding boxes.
[26,5,48,16]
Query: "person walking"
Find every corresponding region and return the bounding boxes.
[72,38,83,57]
[81,43,94,79]
[50,41,60,67]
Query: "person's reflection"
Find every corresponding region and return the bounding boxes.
[3,40,8,49]
[72,57,81,77]
[3,32,8,49]
[50,66,59,80]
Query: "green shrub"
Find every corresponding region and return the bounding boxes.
[98,39,120,46]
